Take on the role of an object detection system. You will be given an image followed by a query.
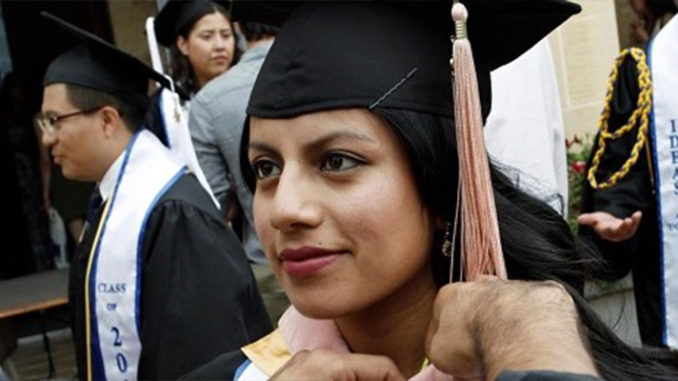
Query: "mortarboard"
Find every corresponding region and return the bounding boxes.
[154,0,224,47]
[232,0,580,119]
[233,1,581,281]
[42,12,172,115]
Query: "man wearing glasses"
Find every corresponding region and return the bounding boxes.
[37,13,271,381]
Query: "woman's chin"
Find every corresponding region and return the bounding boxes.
[291,298,356,320]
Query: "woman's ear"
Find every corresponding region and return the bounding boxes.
[176,35,189,56]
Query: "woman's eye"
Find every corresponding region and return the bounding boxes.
[321,154,362,172]
[253,160,281,180]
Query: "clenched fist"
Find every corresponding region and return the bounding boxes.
[425,277,599,381]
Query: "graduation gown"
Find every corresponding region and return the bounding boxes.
[578,55,663,347]
[69,173,272,380]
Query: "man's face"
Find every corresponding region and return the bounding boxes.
[40,84,104,181]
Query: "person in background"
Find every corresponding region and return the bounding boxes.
[38,13,270,380]
[484,39,569,217]
[578,0,678,349]
[190,21,286,323]
[147,0,238,145]
[1,72,53,271]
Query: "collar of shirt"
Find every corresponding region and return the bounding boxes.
[99,151,125,202]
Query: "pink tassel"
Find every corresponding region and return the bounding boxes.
[451,2,507,281]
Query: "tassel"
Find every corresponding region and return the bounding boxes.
[450,2,507,281]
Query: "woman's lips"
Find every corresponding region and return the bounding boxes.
[279,247,345,277]
[211,55,229,63]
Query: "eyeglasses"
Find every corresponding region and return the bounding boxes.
[35,106,104,136]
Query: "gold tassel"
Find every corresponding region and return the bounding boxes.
[451,2,507,281]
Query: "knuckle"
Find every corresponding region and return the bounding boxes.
[536,280,573,305]
[294,350,312,363]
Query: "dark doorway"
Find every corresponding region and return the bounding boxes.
[0,0,113,279]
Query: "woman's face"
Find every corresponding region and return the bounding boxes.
[249,108,436,319]
[177,11,235,88]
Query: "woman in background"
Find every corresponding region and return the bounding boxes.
[148,0,239,143]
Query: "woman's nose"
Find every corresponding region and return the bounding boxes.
[269,168,322,232]
[214,35,227,50]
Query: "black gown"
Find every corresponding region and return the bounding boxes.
[69,173,272,380]
[578,54,663,347]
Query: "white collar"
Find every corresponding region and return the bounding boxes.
[99,151,125,202]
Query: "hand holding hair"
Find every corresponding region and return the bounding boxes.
[425,276,600,381]
[577,210,642,242]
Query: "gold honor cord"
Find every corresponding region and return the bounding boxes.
[84,199,112,381]
[587,48,653,190]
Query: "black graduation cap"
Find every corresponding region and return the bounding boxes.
[42,12,171,114]
[232,0,581,119]
[154,0,224,46]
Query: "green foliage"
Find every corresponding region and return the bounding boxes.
[566,134,594,234]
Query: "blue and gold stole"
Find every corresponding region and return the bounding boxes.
[84,130,186,381]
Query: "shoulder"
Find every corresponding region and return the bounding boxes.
[234,360,268,381]
[152,173,223,223]
[179,349,249,381]
[142,173,250,266]
[613,49,644,98]
[241,329,291,378]
[196,61,260,105]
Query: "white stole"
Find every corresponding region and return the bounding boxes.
[158,89,219,209]
[648,14,678,349]
[85,130,186,380]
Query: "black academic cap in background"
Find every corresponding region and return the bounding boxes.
[232,1,580,120]
[41,12,171,114]
[154,0,226,46]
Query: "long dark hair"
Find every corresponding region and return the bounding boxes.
[373,107,678,381]
[169,3,240,95]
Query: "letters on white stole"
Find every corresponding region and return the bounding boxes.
[649,15,678,349]
[87,130,185,380]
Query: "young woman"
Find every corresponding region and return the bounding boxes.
[184,2,678,380]
[154,0,238,94]
[148,0,239,143]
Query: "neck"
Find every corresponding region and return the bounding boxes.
[96,129,132,182]
[335,265,437,378]
[195,74,207,91]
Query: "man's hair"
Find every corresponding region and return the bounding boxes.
[63,84,146,131]
[240,22,278,42]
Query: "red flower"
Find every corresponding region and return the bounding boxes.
[571,160,587,174]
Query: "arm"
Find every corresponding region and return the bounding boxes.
[577,56,653,276]
[496,370,603,381]
[188,94,233,217]
[269,279,601,381]
[137,197,271,379]
[426,278,600,381]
